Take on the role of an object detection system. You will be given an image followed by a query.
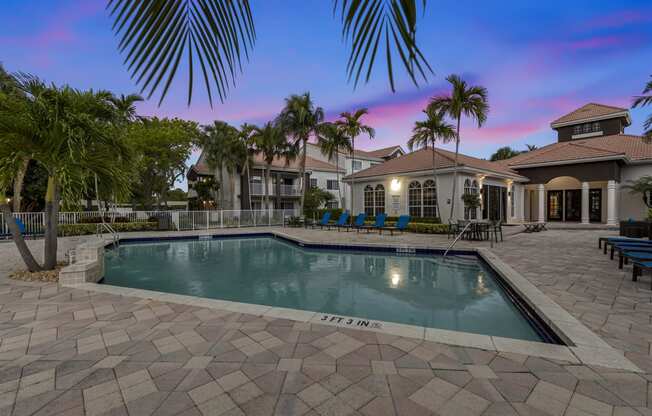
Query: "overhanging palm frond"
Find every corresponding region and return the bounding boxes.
[632,76,652,138]
[107,0,255,107]
[334,0,432,92]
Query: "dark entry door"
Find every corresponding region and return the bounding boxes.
[547,191,563,221]
[565,190,581,221]
[589,189,602,222]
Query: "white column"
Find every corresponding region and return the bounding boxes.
[581,182,590,224]
[519,185,525,221]
[607,180,617,225]
[537,184,545,223]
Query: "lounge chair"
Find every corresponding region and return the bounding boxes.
[631,260,652,289]
[357,213,386,233]
[610,241,652,259]
[380,215,410,235]
[337,213,366,232]
[603,237,652,254]
[619,250,652,269]
[310,212,332,229]
[598,236,645,249]
[326,212,349,230]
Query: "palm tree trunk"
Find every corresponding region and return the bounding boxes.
[245,163,252,210]
[299,140,307,214]
[431,142,438,219]
[43,175,59,270]
[12,157,29,212]
[218,166,225,210]
[351,137,355,214]
[265,165,270,211]
[449,117,461,222]
[336,156,343,210]
[0,192,42,272]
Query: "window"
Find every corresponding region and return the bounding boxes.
[408,181,422,217]
[309,178,318,188]
[352,160,362,171]
[583,123,591,133]
[364,185,375,216]
[326,200,338,209]
[327,180,339,190]
[463,179,478,220]
[592,122,601,132]
[374,185,385,216]
[573,125,582,135]
[422,180,438,218]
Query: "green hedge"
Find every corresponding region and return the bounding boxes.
[59,222,158,236]
[315,208,344,220]
[406,223,449,234]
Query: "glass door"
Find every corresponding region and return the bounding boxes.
[589,189,602,222]
[565,190,581,222]
[547,191,563,221]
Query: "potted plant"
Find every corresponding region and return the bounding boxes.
[621,176,652,237]
[461,193,481,218]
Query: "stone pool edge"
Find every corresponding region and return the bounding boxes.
[61,231,640,372]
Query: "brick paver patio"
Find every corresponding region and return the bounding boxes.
[0,227,651,415]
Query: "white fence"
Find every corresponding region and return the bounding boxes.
[0,209,299,237]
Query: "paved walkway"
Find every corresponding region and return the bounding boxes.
[0,227,651,415]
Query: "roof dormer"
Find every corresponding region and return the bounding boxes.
[550,103,631,142]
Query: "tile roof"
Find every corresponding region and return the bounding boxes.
[362,145,404,158]
[550,103,628,126]
[497,134,652,168]
[190,152,343,176]
[345,147,525,180]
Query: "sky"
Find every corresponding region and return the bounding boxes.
[1,0,651,190]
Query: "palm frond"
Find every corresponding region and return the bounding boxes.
[107,0,255,107]
[334,0,432,92]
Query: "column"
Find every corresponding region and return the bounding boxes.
[537,184,545,223]
[519,185,525,222]
[581,182,590,224]
[607,180,617,225]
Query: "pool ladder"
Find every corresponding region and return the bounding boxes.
[96,222,120,248]
[443,222,472,257]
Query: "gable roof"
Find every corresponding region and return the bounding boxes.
[550,103,630,127]
[344,147,526,180]
[362,145,405,159]
[497,134,652,168]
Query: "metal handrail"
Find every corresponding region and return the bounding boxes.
[96,222,119,247]
[443,222,473,257]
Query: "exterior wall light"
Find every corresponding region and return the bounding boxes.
[390,178,401,192]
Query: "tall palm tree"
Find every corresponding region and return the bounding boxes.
[277,93,324,213]
[202,121,240,210]
[317,123,352,209]
[107,1,431,105]
[525,144,538,152]
[407,109,455,218]
[238,123,257,210]
[109,93,144,122]
[334,109,375,214]
[252,122,293,210]
[633,76,652,140]
[429,74,488,221]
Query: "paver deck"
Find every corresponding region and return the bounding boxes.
[0,226,651,415]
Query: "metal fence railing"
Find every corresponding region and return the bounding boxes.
[0,209,299,237]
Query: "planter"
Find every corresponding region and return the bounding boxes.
[619,221,650,238]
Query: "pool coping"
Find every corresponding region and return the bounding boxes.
[65,230,640,372]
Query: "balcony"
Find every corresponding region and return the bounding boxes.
[279,184,301,196]
[249,183,274,196]
[249,182,301,196]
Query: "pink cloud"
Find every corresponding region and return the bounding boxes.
[580,9,652,31]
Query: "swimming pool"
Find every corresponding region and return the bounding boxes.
[104,235,551,342]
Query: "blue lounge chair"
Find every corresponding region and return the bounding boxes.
[619,250,652,269]
[380,215,411,235]
[337,213,366,232]
[327,212,349,230]
[603,238,652,254]
[610,242,652,259]
[599,236,646,249]
[310,212,332,229]
[631,260,652,288]
[357,213,386,233]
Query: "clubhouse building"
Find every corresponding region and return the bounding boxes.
[344,103,652,225]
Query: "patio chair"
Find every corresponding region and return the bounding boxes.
[357,213,386,233]
[310,212,332,229]
[487,221,503,242]
[609,241,652,259]
[447,221,460,239]
[631,260,652,289]
[326,212,349,230]
[337,213,366,232]
[380,215,411,235]
[618,249,652,269]
[599,236,647,250]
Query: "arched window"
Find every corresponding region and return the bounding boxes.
[364,185,375,216]
[464,179,479,219]
[374,184,385,216]
[422,180,438,218]
[408,181,422,218]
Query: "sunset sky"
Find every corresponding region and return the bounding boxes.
[2,0,651,189]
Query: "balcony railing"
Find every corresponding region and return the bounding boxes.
[249,183,300,196]
[279,184,301,196]
[249,183,274,196]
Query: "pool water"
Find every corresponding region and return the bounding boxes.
[104,236,543,342]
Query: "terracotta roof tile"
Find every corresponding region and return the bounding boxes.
[362,145,404,158]
[345,147,525,180]
[550,103,628,125]
[499,134,652,168]
[189,152,343,176]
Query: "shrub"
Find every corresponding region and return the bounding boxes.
[316,208,344,220]
[59,222,158,236]
[406,223,449,234]
[78,216,130,224]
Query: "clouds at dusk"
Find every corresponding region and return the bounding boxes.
[1,0,651,187]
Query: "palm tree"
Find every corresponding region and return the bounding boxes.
[334,109,375,214]
[490,146,520,161]
[277,93,324,213]
[429,74,488,221]
[238,123,257,210]
[252,122,293,210]
[407,109,455,217]
[109,93,144,122]
[525,144,538,152]
[632,76,652,140]
[107,1,431,105]
[202,121,240,210]
[317,123,352,209]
